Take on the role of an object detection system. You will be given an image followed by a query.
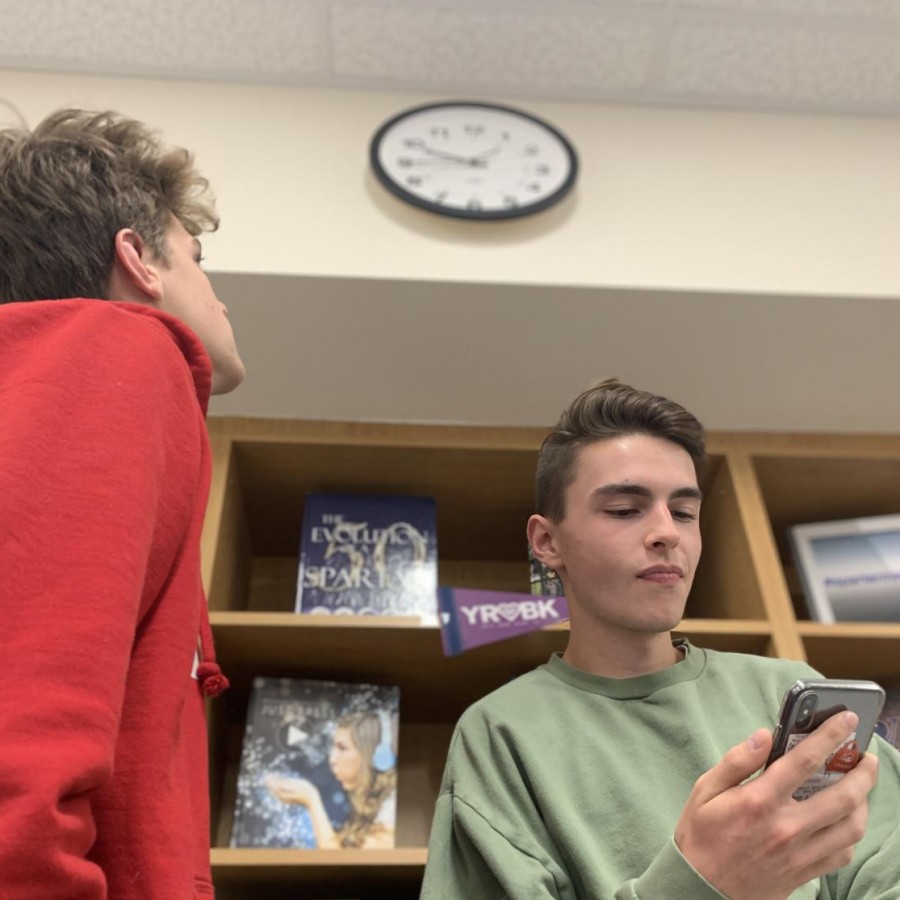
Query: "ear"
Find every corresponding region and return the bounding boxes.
[107,228,163,304]
[527,514,564,570]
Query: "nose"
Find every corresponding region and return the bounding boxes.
[644,504,680,550]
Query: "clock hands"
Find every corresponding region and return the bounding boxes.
[405,157,487,168]
[416,148,487,167]
[404,139,502,167]
[471,144,502,160]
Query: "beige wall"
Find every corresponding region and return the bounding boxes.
[5,69,899,299]
[4,69,899,431]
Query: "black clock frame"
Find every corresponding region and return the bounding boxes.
[369,100,579,221]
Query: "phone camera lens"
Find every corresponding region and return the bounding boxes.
[796,694,817,728]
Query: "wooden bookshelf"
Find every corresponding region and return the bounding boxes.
[202,417,900,899]
[210,848,427,900]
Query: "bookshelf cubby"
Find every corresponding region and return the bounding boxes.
[201,418,900,900]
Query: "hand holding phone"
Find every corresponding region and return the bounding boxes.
[765,678,885,800]
[675,699,880,900]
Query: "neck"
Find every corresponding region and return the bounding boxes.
[562,626,681,679]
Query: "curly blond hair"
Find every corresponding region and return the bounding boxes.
[0,108,218,303]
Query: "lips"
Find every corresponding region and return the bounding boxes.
[637,565,684,583]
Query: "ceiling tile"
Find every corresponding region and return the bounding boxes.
[1,0,899,115]
[672,0,900,18]
[330,1,661,94]
[662,18,900,111]
[0,0,324,78]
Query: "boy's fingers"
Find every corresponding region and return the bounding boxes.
[766,712,859,796]
[692,728,773,803]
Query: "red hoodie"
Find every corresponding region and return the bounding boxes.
[0,300,224,898]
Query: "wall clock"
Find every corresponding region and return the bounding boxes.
[369,101,578,220]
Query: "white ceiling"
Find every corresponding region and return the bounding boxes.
[2,0,900,117]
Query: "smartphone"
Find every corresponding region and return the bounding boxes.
[765,678,885,801]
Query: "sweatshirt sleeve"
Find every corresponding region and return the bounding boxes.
[821,737,900,899]
[421,720,729,900]
[0,303,204,898]
[421,791,570,900]
[613,839,730,900]
[421,790,727,900]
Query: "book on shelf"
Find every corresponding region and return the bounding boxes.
[295,493,438,623]
[787,513,900,623]
[876,684,900,751]
[230,677,400,850]
[528,545,564,597]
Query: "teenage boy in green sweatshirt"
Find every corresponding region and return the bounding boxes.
[422,379,900,900]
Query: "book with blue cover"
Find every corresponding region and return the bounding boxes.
[295,493,438,623]
[230,677,400,850]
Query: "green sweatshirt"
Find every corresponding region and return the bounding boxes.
[421,643,900,900]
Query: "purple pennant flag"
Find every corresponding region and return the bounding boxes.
[438,587,569,656]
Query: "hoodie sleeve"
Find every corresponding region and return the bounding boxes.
[0,301,205,898]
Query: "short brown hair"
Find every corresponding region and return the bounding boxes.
[536,378,707,521]
[0,109,218,303]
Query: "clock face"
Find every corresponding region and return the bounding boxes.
[370,101,578,220]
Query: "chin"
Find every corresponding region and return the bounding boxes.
[626,622,681,637]
[210,366,246,395]
[630,607,687,634]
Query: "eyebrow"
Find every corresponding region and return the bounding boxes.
[593,483,704,502]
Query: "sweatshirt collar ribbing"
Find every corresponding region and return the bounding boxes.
[543,639,706,699]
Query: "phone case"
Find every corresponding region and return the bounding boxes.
[765,679,885,801]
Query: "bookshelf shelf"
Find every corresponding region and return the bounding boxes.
[798,623,900,682]
[211,847,428,869]
[797,622,900,639]
[211,847,427,900]
[211,846,428,865]
[202,417,900,899]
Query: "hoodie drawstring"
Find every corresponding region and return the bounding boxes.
[197,607,229,698]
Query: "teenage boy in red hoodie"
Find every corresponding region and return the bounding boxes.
[0,109,246,899]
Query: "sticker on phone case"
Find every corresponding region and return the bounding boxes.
[785,732,860,800]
